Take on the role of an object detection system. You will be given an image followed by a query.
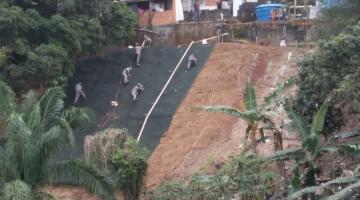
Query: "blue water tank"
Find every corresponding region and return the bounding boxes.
[256,4,285,22]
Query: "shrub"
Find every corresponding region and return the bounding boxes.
[84,128,149,200]
[295,21,360,134]
[154,154,274,200]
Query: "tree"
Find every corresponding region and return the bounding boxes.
[0,80,114,200]
[101,2,137,45]
[296,21,360,134]
[0,1,136,92]
[203,79,294,152]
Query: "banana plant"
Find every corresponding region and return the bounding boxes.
[266,102,329,197]
[285,143,360,200]
[202,78,295,153]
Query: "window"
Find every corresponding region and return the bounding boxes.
[151,0,172,11]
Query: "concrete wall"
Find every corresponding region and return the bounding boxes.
[228,20,309,43]
[142,20,310,46]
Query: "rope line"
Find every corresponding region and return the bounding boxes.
[136,41,195,142]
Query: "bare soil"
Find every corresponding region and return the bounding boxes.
[144,43,302,190]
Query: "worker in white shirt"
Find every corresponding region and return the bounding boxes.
[135,42,144,66]
[131,83,144,101]
[74,82,86,104]
[187,53,198,69]
[144,34,152,47]
[122,65,133,85]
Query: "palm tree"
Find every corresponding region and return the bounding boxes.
[202,79,294,152]
[0,81,114,200]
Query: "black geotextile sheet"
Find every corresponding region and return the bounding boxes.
[60,43,214,160]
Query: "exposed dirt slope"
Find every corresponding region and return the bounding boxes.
[145,43,301,190]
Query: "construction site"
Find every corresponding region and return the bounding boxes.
[49,34,307,198]
[1,0,360,200]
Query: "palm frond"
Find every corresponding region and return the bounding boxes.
[289,176,360,199]
[4,113,38,183]
[333,130,360,140]
[0,80,17,117]
[288,186,317,199]
[285,107,310,137]
[265,148,304,163]
[339,143,360,157]
[38,124,74,158]
[263,77,296,105]
[48,160,114,200]
[39,87,65,130]
[355,164,360,174]
[320,147,338,153]
[311,102,329,134]
[202,106,260,122]
[20,90,39,122]
[327,181,360,200]
[34,191,58,200]
[63,106,95,128]
[2,180,32,200]
[24,102,42,135]
[245,82,257,111]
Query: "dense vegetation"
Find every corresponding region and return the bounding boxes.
[0,0,136,92]
[84,128,149,200]
[154,154,274,200]
[295,21,360,133]
[0,80,115,200]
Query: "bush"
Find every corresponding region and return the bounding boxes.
[154,154,274,200]
[295,21,360,134]
[110,139,149,199]
[85,128,149,200]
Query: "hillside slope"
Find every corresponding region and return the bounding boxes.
[145,43,301,189]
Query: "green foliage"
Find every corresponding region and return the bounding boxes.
[296,21,360,134]
[110,139,149,199]
[1,180,32,200]
[244,82,257,111]
[268,102,360,199]
[154,154,274,200]
[0,1,136,91]
[339,144,360,157]
[0,80,113,199]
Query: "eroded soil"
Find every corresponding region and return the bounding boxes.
[144,43,302,190]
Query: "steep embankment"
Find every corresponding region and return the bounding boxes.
[145,43,301,189]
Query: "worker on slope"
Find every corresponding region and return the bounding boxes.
[144,34,152,47]
[187,53,198,69]
[74,82,86,104]
[135,42,144,66]
[131,83,144,101]
[122,65,133,85]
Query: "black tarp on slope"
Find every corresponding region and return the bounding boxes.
[61,43,213,160]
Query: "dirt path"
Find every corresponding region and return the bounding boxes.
[144,43,301,189]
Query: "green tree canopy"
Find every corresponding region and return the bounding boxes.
[0,0,136,91]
